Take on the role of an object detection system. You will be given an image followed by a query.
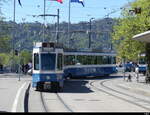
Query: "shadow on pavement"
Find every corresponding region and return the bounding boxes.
[38,75,123,94]
[62,75,123,93]
[0,111,8,113]
[63,80,93,93]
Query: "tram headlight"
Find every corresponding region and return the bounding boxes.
[46,76,51,80]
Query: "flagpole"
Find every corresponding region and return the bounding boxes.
[12,0,16,72]
[68,0,71,48]
[43,0,46,42]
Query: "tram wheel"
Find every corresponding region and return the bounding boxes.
[51,82,60,92]
[67,73,73,79]
[104,74,109,77]
[59,87,63,92]
[36,82,44,91]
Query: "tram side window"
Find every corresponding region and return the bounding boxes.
[87,56,92,64]
[57,54,63,70]
[77,55,84,65]
[97,56,103,64]
[108,56,111,64]
[82,55,87,65]
[92,56,97,65]
[112,57,116,64]
[34,53,39,70]
[103,56,109,64]
[64,55,75,65]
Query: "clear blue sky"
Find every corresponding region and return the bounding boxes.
[1,0,134,24]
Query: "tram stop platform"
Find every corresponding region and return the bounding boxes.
[116,72,150,97]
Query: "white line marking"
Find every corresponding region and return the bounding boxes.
[11,82,27,112]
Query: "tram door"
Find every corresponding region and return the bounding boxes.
[57,53,63,71]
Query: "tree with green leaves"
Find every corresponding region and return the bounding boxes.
[20,50,32,65]
[112,0,150,62]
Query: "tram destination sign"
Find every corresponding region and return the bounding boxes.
[42,47,55,52]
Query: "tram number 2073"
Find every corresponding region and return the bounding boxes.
[32,42,64,92]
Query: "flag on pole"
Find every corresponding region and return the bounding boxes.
[71,0,84,7]
[50,0,63,4]
[18,0,22,7]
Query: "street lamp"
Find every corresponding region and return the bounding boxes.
[89,17,95,49]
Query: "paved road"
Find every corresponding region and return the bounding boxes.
[1,72,150,112]
[0,73,31,112]
[28,72,150,112]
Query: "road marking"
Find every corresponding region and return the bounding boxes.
[11,82,27,112]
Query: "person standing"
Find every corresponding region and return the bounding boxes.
[28,61,32,69]
[135,65,139,82]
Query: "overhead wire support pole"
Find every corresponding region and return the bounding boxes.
[68,0,71,48]
[89,18,94,49]
[57,9,60,43]
[13,0,20,80]
[89,19,92,49]
[43,0,46,42]
[13,0,16,22]
[38,9,60,43]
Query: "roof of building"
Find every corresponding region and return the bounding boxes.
[132,30,150,43]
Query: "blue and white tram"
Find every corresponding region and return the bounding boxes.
[32,42,64,91]
[138,53,147,74]
[63,51,117,79]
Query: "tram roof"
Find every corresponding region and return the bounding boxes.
[132,30,150,43]
[64,51,116,56]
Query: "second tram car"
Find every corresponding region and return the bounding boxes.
[32,42,64,91]
[63,51,117,78]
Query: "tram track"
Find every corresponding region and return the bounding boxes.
[55,93,73,112]
[39,91,73,112]
[40,92,49,112]
[89,79,150,111]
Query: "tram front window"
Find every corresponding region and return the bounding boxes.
[41,53,56,70]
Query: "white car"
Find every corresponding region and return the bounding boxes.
[27,68,32,75]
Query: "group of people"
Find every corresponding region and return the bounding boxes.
[21,61,32,74]
[124,62,140,82]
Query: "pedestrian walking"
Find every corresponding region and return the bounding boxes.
[145,70,150,84]
[127,74,132,82]
[28,61,32,69]
[24,64,29,74]
[21,64,25,74]
[135,66,139,82]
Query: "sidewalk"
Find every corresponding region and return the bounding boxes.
[117,72,150,97]
[0,72,31,78]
